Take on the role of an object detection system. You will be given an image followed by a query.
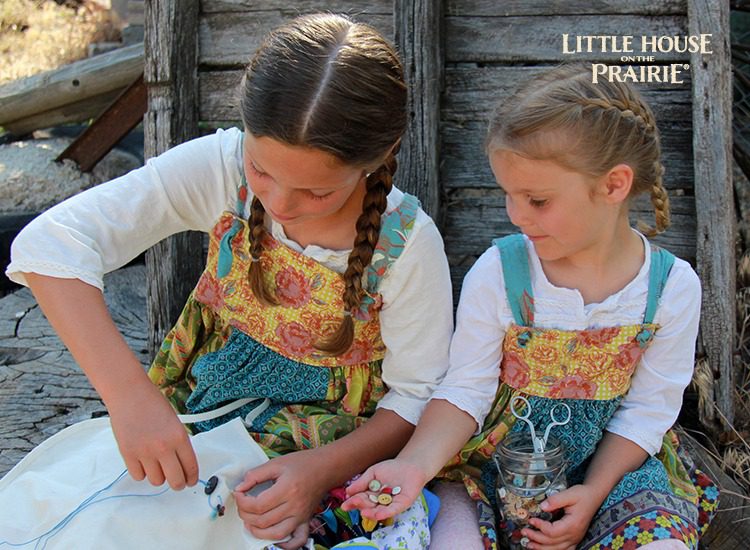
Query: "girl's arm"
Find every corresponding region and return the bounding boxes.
[341,399,477,520]
[7,129,240,290]
[11,132,245,488]
[24,273,199,489]
[523,433,647,550]
[605,261,701,455]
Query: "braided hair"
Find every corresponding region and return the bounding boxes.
[487,63,669,236]
[239,13,407,355]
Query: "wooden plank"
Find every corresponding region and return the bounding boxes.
[689,0,735,428]
[199,12,393,67]
[441,65,692,118]
[199,70,243,122]
[201,0,392,14]
[2,88,124,136]
[446,0,686,16]
[0,43,143,127]
[56,75,146,173]
[394,0,443,219]
[445,15,688,62]
[144,0,204,358]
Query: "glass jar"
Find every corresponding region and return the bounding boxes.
[492,432,567,549]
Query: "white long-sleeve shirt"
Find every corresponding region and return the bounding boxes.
[432,234,701,456]
[7,127,454,426]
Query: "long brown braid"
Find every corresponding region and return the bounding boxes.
[239,14,407,355]
[487,63,670,236]
[247,196,277,306]
[316,152,397,353]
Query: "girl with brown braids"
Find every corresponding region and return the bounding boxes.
[7,13,453,549]
[343,64,718,550]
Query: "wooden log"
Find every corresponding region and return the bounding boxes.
[0,266,148,478]
[2,88,124,137]
[689,0,735,428]
[0,43,144,128]
[393,0,443,219]
[143,0,203,358]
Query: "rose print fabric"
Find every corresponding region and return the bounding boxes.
[436,234,717,550]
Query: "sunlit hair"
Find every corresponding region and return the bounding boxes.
[486,63,669,236]
[240,13,407,355]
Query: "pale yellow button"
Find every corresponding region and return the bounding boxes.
[377,493,393,505]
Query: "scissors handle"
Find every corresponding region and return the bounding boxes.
[510,396,546,453]
[541,403,572,448]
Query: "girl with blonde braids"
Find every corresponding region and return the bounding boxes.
[7,13,454,549]
[344,64,718,550]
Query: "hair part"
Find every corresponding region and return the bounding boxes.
[487,63,670,236]
[242,13,407,355]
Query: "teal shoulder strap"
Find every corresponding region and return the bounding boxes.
[492,234,534,326]
[364,193,421,295]
[643,244,676,324]
[217,131,250,279]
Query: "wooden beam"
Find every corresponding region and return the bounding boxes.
[56,75,146,173]
[689,0,735,427]
[143,0,203,357]
[2,88,124,137]
[393,0,443,221]
[0,43,143,128]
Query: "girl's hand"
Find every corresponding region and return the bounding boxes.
[521,484,601,550]
[340,459,428,521]
[108,382,199,490]
[234,449,329,543]
[274,522,309,550]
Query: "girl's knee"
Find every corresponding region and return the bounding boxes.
[428,482,483,550]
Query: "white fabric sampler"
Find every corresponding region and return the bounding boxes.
[0,417,277,549]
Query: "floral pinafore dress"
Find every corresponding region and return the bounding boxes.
[147,175,419,455]
[438,234,718,550]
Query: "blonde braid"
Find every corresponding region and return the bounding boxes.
[247,196,278,306]
[578,87,670,236]
[315,154,396,355]
[646,163,670,236]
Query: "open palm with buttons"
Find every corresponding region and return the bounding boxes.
[340,458,428,521]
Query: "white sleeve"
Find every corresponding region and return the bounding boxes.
[374,212,454,425]
[605,260,702,455]
[432,246,506,429]
[6,128,243,291]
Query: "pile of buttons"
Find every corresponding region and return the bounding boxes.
[497,482,565,549]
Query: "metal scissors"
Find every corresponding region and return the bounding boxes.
[510,395,571,453]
